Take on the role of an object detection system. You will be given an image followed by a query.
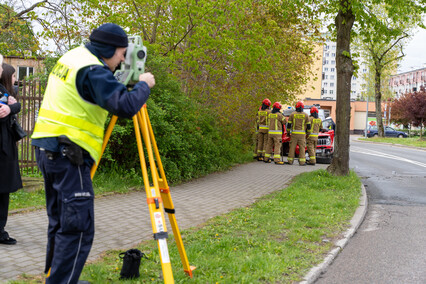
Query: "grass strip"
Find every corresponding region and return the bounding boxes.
[358,137,426,148]
[12,169,361,283]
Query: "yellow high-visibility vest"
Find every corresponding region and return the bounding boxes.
[32,46,108,163]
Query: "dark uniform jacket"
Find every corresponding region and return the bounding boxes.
[0,84,23,193]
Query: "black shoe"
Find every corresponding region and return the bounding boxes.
[0,231,17,245]
[285,162,293,165]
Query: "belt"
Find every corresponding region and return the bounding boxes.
[39,147,60,160]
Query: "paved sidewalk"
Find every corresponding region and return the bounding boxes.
[0,162,327,283]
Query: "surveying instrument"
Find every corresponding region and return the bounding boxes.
[90,36,195,283]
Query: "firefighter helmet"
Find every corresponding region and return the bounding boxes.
[310,106,318,114]
[262,98,271,107]
[295,101,304,109]
[272,102,282,110]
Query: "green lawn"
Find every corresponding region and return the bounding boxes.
[358,136,426,148]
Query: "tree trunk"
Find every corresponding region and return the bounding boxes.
[375,69,384,137]
[327,1,355,176]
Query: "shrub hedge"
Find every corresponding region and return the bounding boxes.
[99,52,252,183]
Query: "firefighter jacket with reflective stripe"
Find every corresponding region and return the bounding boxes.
[31,46,108,163]
[288,111,310,135]
[308,116,322,138]
[256,109,271,132]
[267,112,286,135]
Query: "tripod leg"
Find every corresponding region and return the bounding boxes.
[134,111,174,283]
[142,106,195,277]
[90,115,118,179]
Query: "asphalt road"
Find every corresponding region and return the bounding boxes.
[316,138,426,284]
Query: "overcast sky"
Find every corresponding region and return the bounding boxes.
[398,28,426,73]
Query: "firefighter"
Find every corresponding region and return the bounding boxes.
[255,98,271,161]
[306,107,322,165]
[287,101,311,166]
[264,102,286,164]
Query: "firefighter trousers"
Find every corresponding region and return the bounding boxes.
[265,133,282,162]
[306,137,318,165]
[288,133,306,165]
[256,129,268,157]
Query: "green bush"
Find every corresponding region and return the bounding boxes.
[100,52,251,183]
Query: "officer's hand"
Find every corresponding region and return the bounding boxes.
[0,104,11,118]
[139,72,155,88]
[8,96,17,105]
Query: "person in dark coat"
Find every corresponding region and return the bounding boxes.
[0,59,23,245]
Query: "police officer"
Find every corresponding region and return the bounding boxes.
[264,102,286,164]
[31,23,155,284]
[306,107,322,165]
[255,98,271,161]
[287,101,310,166]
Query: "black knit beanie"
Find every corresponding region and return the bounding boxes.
[89,23,128,47]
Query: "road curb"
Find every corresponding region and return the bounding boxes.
[300,183,368,284]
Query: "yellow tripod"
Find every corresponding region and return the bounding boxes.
[90,105,195,283]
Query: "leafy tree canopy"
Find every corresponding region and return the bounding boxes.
[0,3,40,56]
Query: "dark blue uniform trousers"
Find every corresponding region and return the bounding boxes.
[36,148,95,284]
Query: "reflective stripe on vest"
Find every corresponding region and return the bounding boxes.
[31,46,108,163]
[269,130,282,134]
[292,130,305,135]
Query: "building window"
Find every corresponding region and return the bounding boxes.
[330,75,334,80]
[324,82,328,87]
[18,66,34,81]
[324,67,328,71]
[331,68,335,72]
[329,90,334,94]
[331,60,335,65]
[331,53,336,57]
[330,83,334,87]
[323,90,328,94]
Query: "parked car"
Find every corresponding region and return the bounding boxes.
[365,125,408,138]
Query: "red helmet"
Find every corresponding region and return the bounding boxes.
[310,106,318,114]
[262,98,271,107]
[296,101,304,109]
[272,102,282,110]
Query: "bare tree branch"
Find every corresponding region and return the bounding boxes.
[1,0,47,29]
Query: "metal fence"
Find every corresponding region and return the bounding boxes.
[16,79,45,175]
